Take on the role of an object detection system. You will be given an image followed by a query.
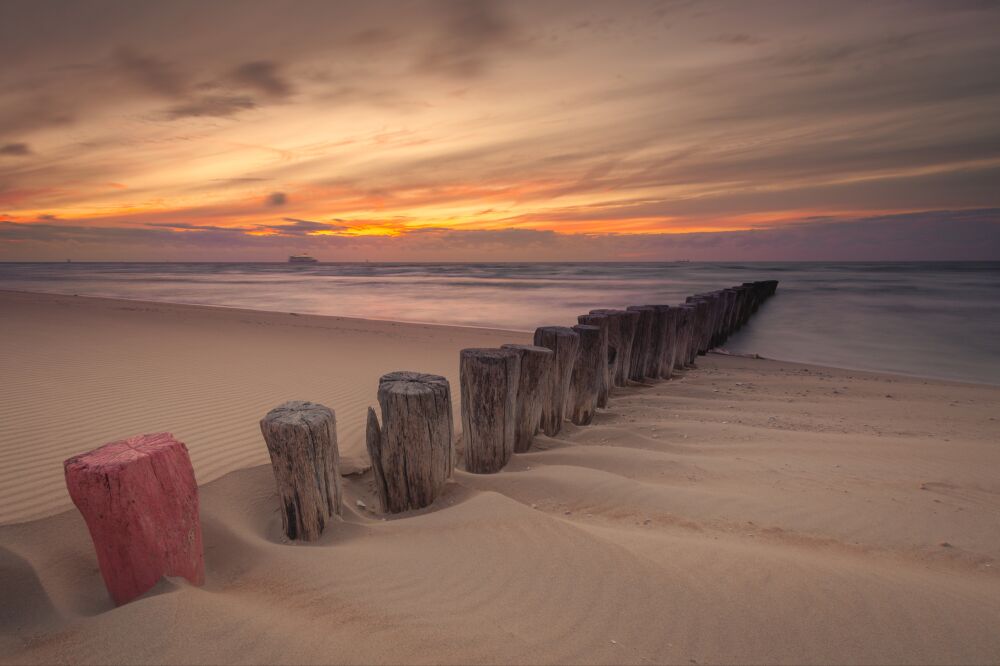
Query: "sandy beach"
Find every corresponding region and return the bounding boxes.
[2,289,999,665]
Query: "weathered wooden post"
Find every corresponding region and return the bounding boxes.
[500,344,554,453]
[532,326,579,436]
[645,305,670,379]
[698,299,713,356]
[685,299,710,358]
[676,304,698,368]
[689,294,708,348]
[567,324,602,425]
[650,305,674,379]
[699,293,722,350]
[64,433,204,606]
[719,289,737,343]
[591,309,631,388]
[577,313,610,408]
[626,306,655,380]
[617,309,639,384]
[260,401,342,541]
[663,306,681,378]
[742,282,759,318]
[460,348,520,474]
[366,372,453,513]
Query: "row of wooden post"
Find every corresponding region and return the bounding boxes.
[359,279,778,520]
[63,280,777,605]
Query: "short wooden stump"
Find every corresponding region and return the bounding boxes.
[64,432,204,606]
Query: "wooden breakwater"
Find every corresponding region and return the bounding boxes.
[62,279,777,605]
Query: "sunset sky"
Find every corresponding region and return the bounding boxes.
[1,0,999,261]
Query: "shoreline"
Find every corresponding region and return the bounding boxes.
[1,288,996,525]
[4,288,996,388]
[0,288,533,336]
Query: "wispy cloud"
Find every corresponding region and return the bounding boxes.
[416,0,523,78]
[266,192,288,207]
[0,143,31,156]
[0,1,997,260]
[164,95,256,119]
[112,47,187,97]
[230,61,293,98]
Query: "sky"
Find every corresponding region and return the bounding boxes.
[1,0,999,261]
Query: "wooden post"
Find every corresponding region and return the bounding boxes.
[651,305,675,379]
[590,309,629,388]
[676,305,697,368]
[568,324,602,425]
[645,305,670,379]
[685,297,704,356]
[460,348,520,474]
[260,401,342,541]
[696,299,712,356]
[617,310,639,385]
[626,306,655,380]
[64,433,204,606]
[706,292,724,348]
[685,298,710,357]
[577,313,610,407]
[719,289,737,343]
[647,305,671,379]
[366,372,453,514]
[694,293,721,350]
[500,344,554,453]
[532,326,580,436]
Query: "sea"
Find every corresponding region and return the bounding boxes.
[2,261,998,385]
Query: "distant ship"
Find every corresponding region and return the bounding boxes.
[288,254,318,264]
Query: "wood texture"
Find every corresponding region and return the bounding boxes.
[366,372,453,513]
[694,299,712,356]
[568,324,602,425]
[532,326,580,437]
[626,306,655,380]
[647,305,673,379]
[500,344,554,453]
[658,306,679,379]
[460,348,520,474]
[675,305,696,368]
[576,314,610,407]
[616,310,639,386]
[644,305,670,380]
[259,401,342,542]
[64,432,204,606]
[590,309,626,389]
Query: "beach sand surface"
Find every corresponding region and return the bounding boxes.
[1,290,999,664]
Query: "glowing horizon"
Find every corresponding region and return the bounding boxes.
[1,1,999,261]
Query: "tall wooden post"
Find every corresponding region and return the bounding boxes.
[568,324,602,425]
[460,348,520,474]
[366,372,453,513]
[618,309,640,384]
[500,344,554,453]
[626,306,655,380]
[532,326,580,436]
[577,313,610,407]
[590,309,628,388]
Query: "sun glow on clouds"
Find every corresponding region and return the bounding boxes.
[1,0,998,260]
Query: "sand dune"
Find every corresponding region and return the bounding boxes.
[2,290,999,664]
